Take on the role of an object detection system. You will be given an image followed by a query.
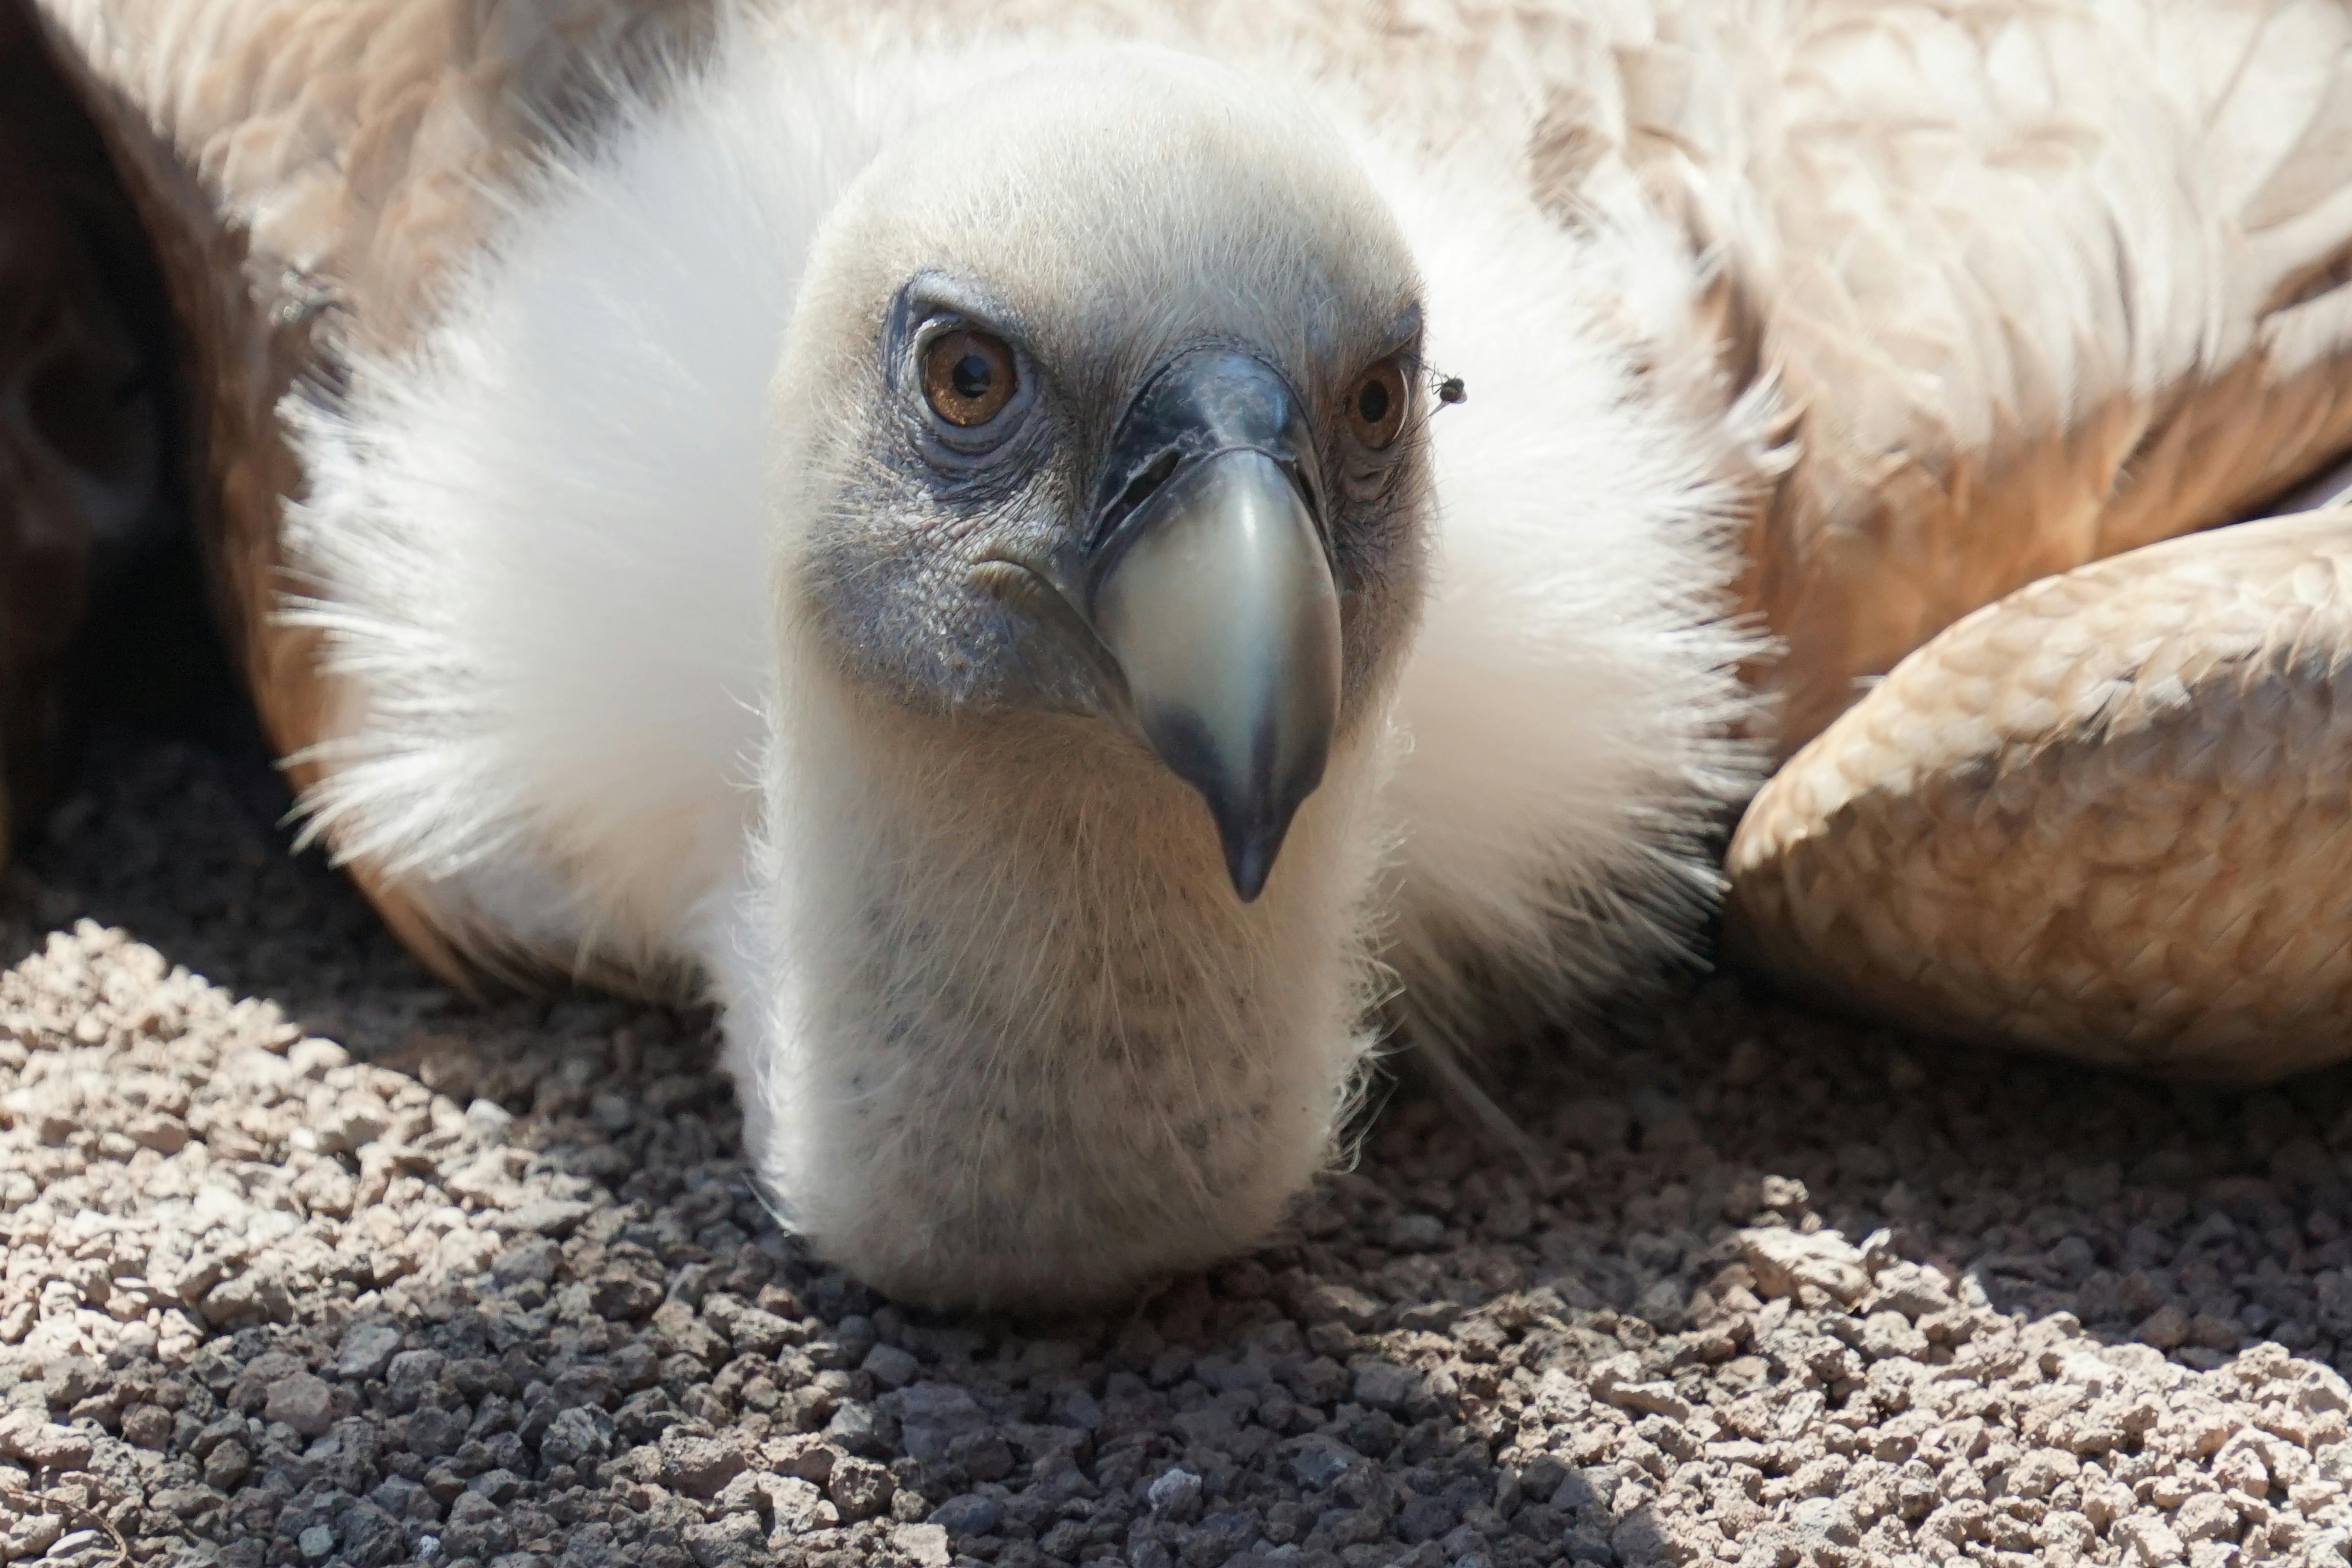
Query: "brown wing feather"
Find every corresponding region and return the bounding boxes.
[1617,1,2352,753]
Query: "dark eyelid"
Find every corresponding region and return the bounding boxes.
[882,273,1025,398]
[894,273,1019,341]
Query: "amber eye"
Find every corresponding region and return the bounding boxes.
[921,330,1018,428]
[1347,358,1409,449]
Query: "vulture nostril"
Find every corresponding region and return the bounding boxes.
[1115,449,1182,520]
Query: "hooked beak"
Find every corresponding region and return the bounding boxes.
[1079,348,1342,902]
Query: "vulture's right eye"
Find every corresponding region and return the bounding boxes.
[922,330,1019,428]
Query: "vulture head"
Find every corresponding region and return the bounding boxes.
[727,53,1434,1305]
[776,54,1426,874]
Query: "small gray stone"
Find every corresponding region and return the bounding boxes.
[204,1438,252,1491]
[385,1349,447,1411]
[46,1528,105,1562]
[1386,1212,1447,1250]
[538,1405,614,1468]
[289,1038,350,1078]
[370,1474,439,1523]
[404,1405,468,1458]
[0,1412,92,1470]
[0,1514,61,1559]
[825,1399,888,1455]
[1289,1437,1357,1491]
[553,1523,621,1568]
[833,1314,880,1358]
[828,1455,895,1521]
[891,1524,951,1568]
[1439,1523,1488,1560]
[501,1199,593,1238]
[296,1524,336,1564]
[896,1382,989,1462]
[152,1485,215,1520]
[1147,1466,1203,1523]
[861,1343,920,1389]
[334,1500,408,1568]
[1397,1493,1458,1543]
[334,1322,405,1381]
[1196,1510,1258,1557]
[929,1493,1004,1538]
[465,1098,515,1141]
[583,1272,662,1321]
[264,1373,336,1438]
[766,1475,829,1534]
[683,1512,764,1567]
[1790,1496,1844,1539]
[122,1402,171,1449]
[1352,1360,1421,1412]
[657,1428,747,1497]
[770,1435,835,1486]
[489,1237,563,1289]
[703,1298,794,1357]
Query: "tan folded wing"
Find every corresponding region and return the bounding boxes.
[1728,508,2352,1080]
[1595,1,2352,751]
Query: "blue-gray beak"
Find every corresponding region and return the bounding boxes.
[1082,348,1342,901]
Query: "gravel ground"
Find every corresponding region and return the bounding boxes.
[5,730,2352,1568]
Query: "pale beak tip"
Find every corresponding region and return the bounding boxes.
[1224,831,1277,903]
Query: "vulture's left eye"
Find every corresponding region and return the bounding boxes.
[1347,358,1409,449]
[922,330,1019,427]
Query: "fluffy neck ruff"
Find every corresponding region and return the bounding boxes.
[718,639,1395,1308]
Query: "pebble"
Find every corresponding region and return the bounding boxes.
[890,1522,951,1566]
[826,1454,894,1520]
[332,1321,404,1381]
[682,1512,762,1566]
[203,1437,250,1490]
[658,1428,748,1497]
[264,1371,336,1437]
[860,1342,920,1388]
[499,1198,593,1238]
[0,1412,91,1471]
[1148,1465,1205,1523]
[463,1098,515,1141]
[487,1236,562,1288]
[928,1492,1004,1537]
[538,1405,613,1468]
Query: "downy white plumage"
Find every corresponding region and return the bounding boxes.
[275,27,1760,1303]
